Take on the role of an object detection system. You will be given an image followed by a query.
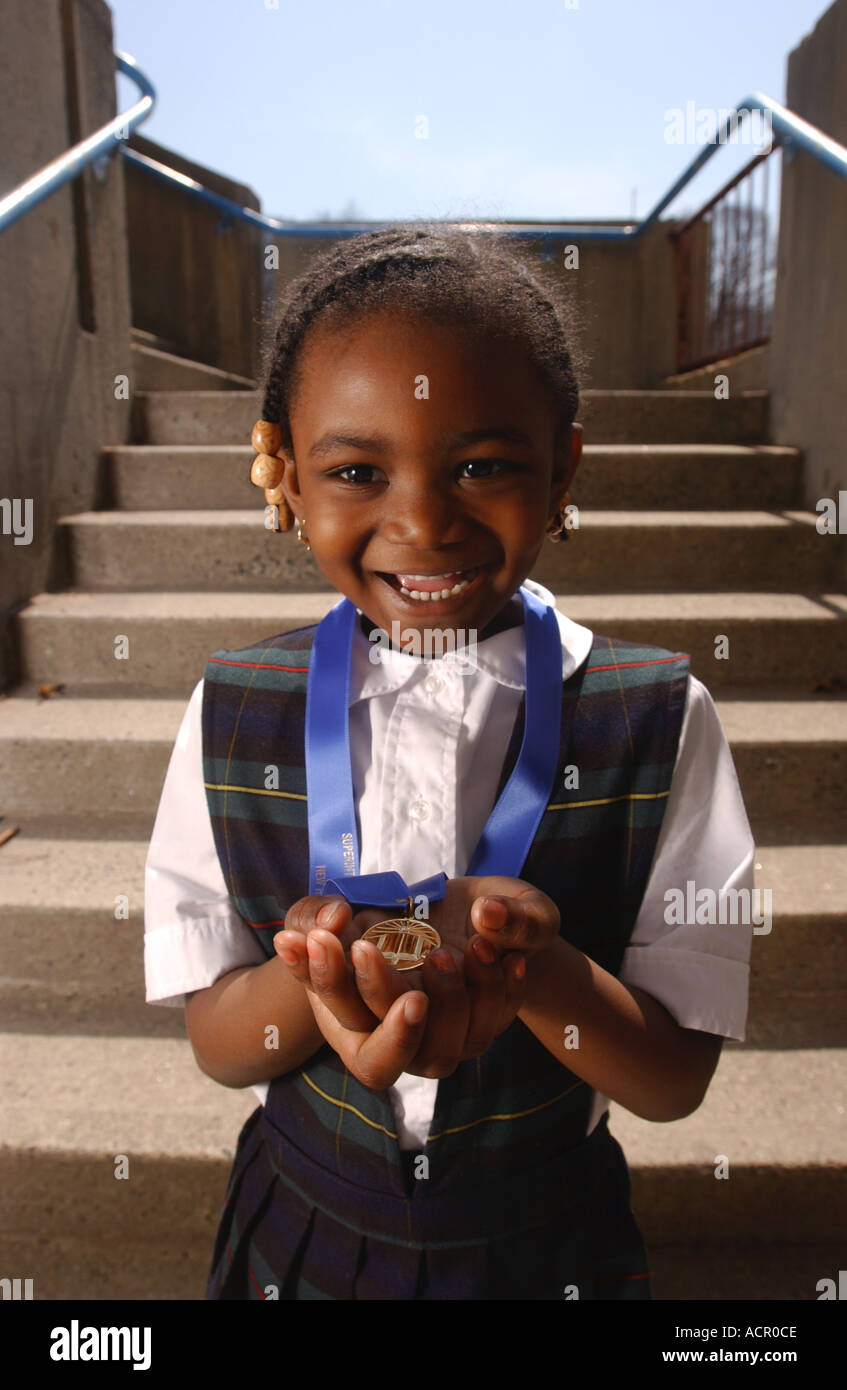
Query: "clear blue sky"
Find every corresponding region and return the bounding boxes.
[111,0,831,224]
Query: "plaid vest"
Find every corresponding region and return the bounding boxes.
[201,619,689,1206]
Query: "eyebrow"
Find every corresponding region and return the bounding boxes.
[307,425,537,459]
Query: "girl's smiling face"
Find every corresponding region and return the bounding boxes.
[278,309,582,641]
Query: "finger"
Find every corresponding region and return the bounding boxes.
[337,906,387,954]
[272,929,311,984]
[349,939,411,1021]
[305,982,430,1089]
[284,895,354,938]
[471,889,559,953]
[460,935,507,1058]
[304,929,379,1031]
[314,897,355,934]
[350,991,430,1091]
[410,949,470,1078]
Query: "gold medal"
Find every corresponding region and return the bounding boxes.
[360,919,441,971]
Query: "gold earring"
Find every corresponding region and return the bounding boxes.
[545,492,573,543]
[296,517,311,550]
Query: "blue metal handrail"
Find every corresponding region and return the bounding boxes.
[0,51,155,234]
[640,90,847,229]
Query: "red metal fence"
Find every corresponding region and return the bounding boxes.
[670,142,782,373]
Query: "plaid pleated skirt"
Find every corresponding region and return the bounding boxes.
[205,1096,651,1301]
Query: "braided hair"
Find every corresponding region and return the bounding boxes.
[259,222,584,455]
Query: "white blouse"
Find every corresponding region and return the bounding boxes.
[144,579,755,1148]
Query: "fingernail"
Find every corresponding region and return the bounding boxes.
[481,896,507,930]
[471,936,497,964]
[317,901,341,926]
[513,955,526,979]
[306,938,326,967]
[404,994,427,1024]
[351,941,369,978]
[279,948,298,966]
[431,950,456,974]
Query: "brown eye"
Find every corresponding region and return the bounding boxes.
[460,459,511,479]
[334,465,380,484]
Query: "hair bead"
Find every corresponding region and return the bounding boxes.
[251,453,285,489]
[251,421,282,455]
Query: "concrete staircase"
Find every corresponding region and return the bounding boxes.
[2,350,846,1300]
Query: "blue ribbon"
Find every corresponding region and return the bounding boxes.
[323,870,448,911]
[305,585,563,907]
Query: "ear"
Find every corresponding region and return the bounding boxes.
[564,419,578,492]
[550,422,583,501]
[277,446,305,515]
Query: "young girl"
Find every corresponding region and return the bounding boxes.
[144,225,755,1301]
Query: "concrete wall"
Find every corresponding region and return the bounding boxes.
[0,0,133,694]
[768,0,847,532]
[124,135,264,380]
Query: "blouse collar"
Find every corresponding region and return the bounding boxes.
[349,579,593,701]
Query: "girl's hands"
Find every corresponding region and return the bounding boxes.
[430,876,562,961]
[273,877,560,1088]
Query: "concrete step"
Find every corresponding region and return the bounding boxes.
[130,343,256,394]
[0,836,843,1043]
[103,443,803,512]
[3,693,845,824]
[15,591,847,695]
[716,696,846,828]
[0,837,181,1038]
[747,844,847,1047]
[134,389,771,448]
[0,1039,842,1298]
[647,1243,845,1301]
[0,691,844,829]
[612,1046,847,1245]
[0,1034,253,1299]
[579,390,770,445]
[53,510,839,594]
[0,696,180,822]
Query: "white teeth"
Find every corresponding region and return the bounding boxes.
[393,567,479,600]
[399,575,474,600]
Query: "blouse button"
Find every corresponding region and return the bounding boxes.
[409,797,431,821]
[424,675,444,696]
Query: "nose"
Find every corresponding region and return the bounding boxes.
[379,475,469,548]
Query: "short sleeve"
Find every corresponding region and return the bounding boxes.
[143,678,267,1007]
[618,674,756,1041]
